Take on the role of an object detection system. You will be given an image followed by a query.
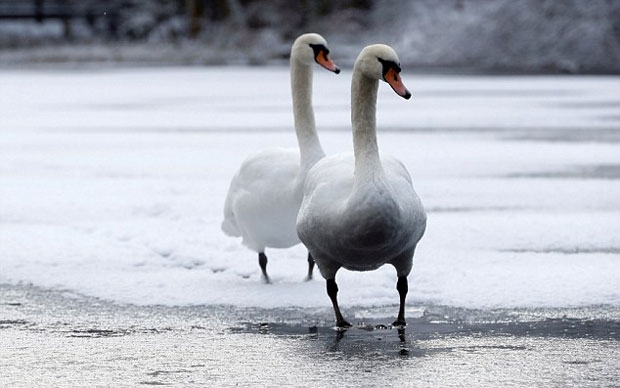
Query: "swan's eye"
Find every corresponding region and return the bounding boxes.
[378,58,401,79]
[309,44,328,60]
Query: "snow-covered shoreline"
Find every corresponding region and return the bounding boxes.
[1,67,619,309]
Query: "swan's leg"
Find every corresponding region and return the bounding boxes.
[393,276,408,327]
[258,252,270,284]
[326,278,352,328]
[305,252,315,281]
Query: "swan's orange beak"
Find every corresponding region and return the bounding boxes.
[384,68,411,99]
[315,50,341,74]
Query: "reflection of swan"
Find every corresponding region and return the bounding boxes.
[222,33,340,283]
[329,325,408,350]
[297,45,426,328]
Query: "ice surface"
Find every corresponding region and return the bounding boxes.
[1,67,619,308]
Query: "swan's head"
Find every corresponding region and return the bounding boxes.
[291,33,340,74]
[354,44,411,99]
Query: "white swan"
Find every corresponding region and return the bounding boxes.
[221,33,340,283]
[296,44,426,328]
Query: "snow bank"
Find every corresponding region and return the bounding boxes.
[1,67,619,309]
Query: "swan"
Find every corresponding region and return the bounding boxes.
[296,44,426,328]
[221,33,340,283]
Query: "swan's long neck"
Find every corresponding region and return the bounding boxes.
[291,59,325,170]
[351,68,384,180]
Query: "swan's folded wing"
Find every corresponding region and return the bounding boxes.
[382,156,426,239]
[297,153,355,238]
[222,147,299,237]
[236,148,300,190]
[302,153,355,193]
[382,156,413,185]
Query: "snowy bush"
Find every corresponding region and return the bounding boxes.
[0,0,618,72]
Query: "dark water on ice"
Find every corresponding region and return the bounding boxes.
[1,284,619,387]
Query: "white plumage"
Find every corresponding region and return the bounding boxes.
[222,148,303,250]
[296,44,426,328]
[222,33,340,283]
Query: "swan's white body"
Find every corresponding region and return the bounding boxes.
[222,33,338,279]
[222,147,304,252]
[296,44,426,326]
[297,153,425,278]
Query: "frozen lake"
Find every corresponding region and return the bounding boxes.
[1,284,619,387]
[1,67,619,386]
[1,67,619,308]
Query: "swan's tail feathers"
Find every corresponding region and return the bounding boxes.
[222,180,241,237]
[221,198,241,236]
[221,216,241,237]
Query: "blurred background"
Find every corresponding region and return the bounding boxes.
[0,0,619,72]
